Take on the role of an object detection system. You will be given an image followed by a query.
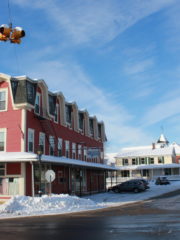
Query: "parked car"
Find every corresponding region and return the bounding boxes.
[108,180,146,193]
[155,176,170,185]
[131,178,150,189]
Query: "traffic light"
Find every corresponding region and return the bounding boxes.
[10,27,25,44]
[0,24,11,41]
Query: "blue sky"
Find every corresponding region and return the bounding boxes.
[1,0,180,152]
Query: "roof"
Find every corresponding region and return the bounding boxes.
[116,163,180,171]
[157,133,169,144]
[0,152,117,171]
[115,146,174,158]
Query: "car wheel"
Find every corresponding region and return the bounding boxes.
[134,188,139,193]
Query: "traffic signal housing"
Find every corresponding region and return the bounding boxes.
[0,24,11,41]
[10,27,25,44]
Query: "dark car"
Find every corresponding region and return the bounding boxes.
[132,178,150,189]
[155,176,170,185]
[108,180,146,193]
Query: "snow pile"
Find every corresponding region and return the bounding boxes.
[0,181,180,219]
[0,194,102,217]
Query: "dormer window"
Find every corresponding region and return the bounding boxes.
[98,124,102,138]
[65,104,72,126]
[54,104,59,123]
[89,118,94,137]
[0,89,7,111]
[34,92,41,115]
[27,81,36,105]
[49,95,56,116]
[78,112,84,132]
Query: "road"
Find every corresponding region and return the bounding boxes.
[0,192,180,240]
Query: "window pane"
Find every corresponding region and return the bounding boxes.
[0,92,5,101]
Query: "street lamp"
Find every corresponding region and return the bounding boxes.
[37,145,43,197]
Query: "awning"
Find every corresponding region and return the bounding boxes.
[0,152,117,171]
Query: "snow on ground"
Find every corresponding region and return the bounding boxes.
[0,181,180,219]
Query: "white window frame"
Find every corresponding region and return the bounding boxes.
[0,88,8,112]
[34,92,41,115]
[57,138,62,156]
[28,128,34,152]
[65,140,70,158]
[0,128,7,152]
[39,132,45,154]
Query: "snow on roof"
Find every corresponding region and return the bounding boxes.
[0,152,117,170]
[116,146,174,158]
[116,163,180,170]
[157,133,169,144]
[104,153,117,164]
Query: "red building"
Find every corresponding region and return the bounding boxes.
[0,73,114,198]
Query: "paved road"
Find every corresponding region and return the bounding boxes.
[1,193,180,240]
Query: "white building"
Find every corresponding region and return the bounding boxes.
[114,134,180,181]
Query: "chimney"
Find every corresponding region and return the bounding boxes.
[152,142,156,149]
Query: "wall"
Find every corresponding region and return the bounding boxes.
[0,81,22,152]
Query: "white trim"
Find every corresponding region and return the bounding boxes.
[0,88,8,112]
[0,128,7,152]
[21,109,26,152]
[54,103,59,123]
[34,92,41,115]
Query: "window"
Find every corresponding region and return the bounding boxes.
[78,145,82,160]
[49,136,55,156]
[132,159,136,165]
[0,163,5,176]
[140,158,145,164]
[49,95,56,116]
[57,138,62,156]
[54,104,59,123]
[84,147,87,161]
[89,118,94,136]
[78,112,84,131]
[0,89,7,111]
[72,143,76,159]
[28,129,34,152]
[65,104,72,125]
[26,81,37,105]
[98,124,102,138]
[34,93,41,115]
[158,156,164,164]
[65,140,70,158]
[149,158,154,164]
[122,159,128,166]
[0,129,6,151]
[39,132,45,154]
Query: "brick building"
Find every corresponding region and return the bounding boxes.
[0,73,115,198]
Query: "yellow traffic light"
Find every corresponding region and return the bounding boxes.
[0,24,11,41]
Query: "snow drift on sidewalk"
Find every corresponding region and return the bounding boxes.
[0,194,103,217]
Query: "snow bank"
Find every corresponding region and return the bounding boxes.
[0,194,103,217]
[0,181,180,219]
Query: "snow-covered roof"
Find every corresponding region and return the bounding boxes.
[116,163,180,171]
[115,146,174,158]
[157,133,169,144]
[0,152,117,170]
